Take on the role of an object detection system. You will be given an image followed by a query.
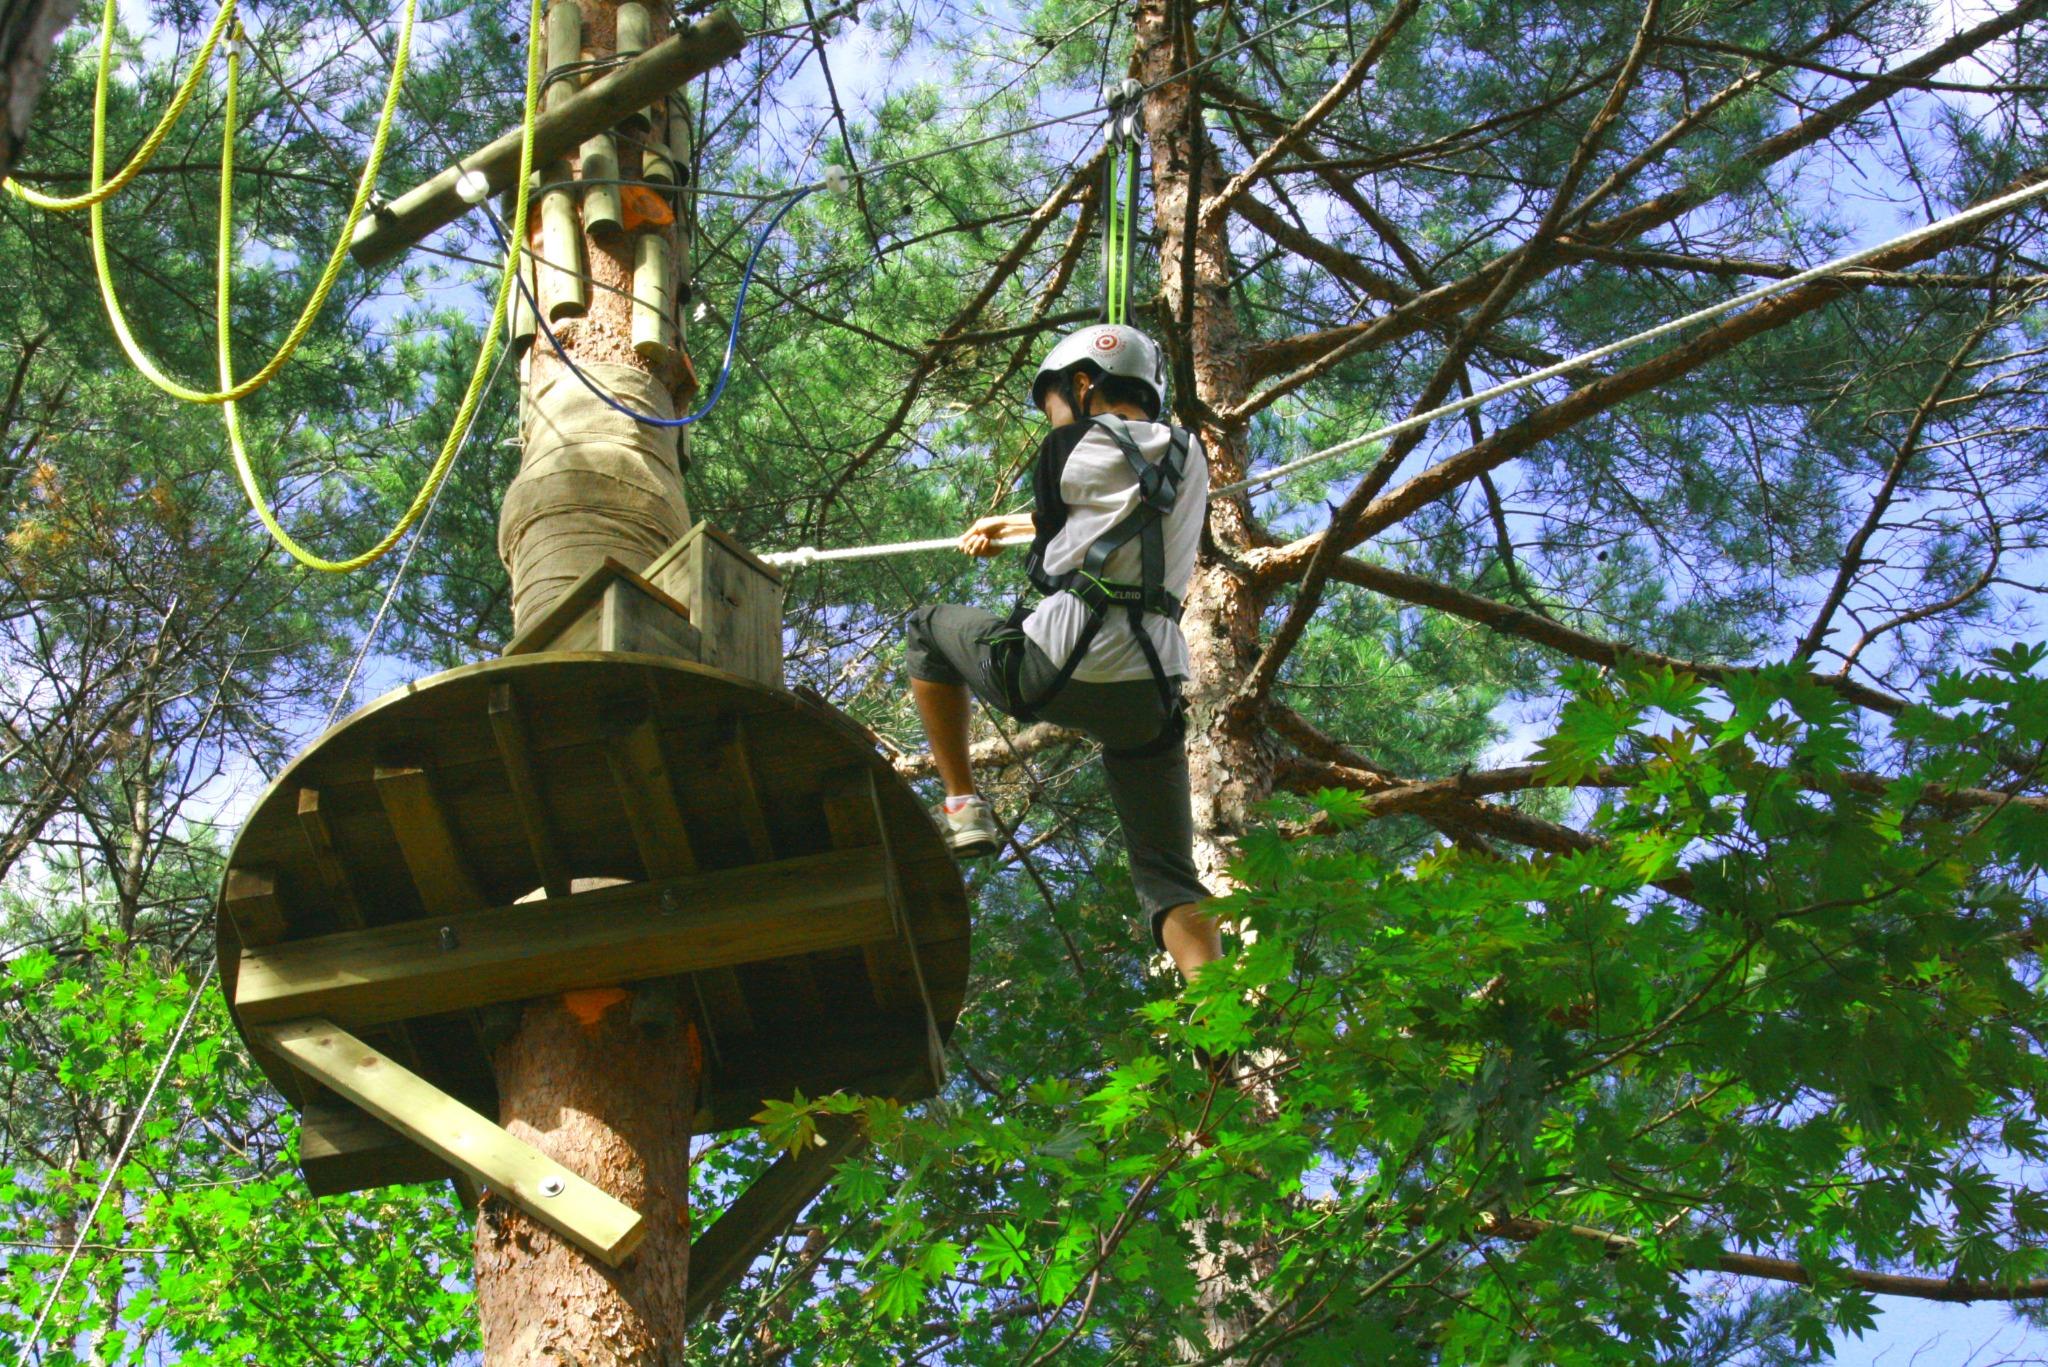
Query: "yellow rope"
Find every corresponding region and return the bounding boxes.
[91,0,416,405]
[2,0,238,211]
[220,0,543,572]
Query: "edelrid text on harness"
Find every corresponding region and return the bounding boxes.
[998,415,1193,755]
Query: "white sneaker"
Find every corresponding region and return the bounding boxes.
[935,795,1001,858]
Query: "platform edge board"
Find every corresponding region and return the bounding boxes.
[234,846,893,1029]
[262,1018,645,1265]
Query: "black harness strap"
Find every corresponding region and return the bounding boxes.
[1000,417,1192,743]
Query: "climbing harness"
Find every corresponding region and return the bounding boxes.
[996,414,1193,753]
[222,0,543,572]
[2,0,239,211]
[1100,78,1142,326]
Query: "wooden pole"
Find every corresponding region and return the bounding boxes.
[475,0,723,1357]
[347,8,744,268]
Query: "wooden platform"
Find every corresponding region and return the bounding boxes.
[215,652,969,1195]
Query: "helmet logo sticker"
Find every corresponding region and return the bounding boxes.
[1094,332,1121,352]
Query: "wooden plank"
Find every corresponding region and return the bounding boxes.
[501,557,700,660]
[819,772,917,1016]
[597,579,700,658]
[646,523,785,686]
[605,713,753,1042]
[348,11,747,268]
[685,1113,867,1325]
[262,1018,645,1265]
[864,771,948,1091]
[488,684,572,899]
[295,788,367,930]
[373,763,486,917]
[223,867,288,947]
[235,847,891,1029]
[605,716,696,879]
[298,1101,459,1196]
[719,717,776,865]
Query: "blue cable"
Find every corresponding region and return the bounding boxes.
[490,185,815,428]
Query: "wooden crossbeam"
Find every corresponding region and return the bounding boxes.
[348,10,747,268]
[684,1112,867,1325]
[262,1018,644,1265]
[223,867,287,947]
[298,1101,459,1196]
[296,788,367,928]
[488,684,572,899]
[373,762,486,916]
[234,848,890,1030]
[604,715,754,1043]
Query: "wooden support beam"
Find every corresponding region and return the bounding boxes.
[295,788,367,929]
[223,867,287,947]
[501,558,702,660]
[604,714,753,1042]
[298,1100,459,1196]
[820,773,917,1016]
[685,1112,867,1325]
[348,9,748,269]
[235,847,890,1030]
[262,1018,645,1265]
[604,717,697,878]
[864,771,948,1092]
[373,762,486,917]
[489,684,573,899]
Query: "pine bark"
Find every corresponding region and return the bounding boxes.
[0,0,77,183]
[1133,0,1284,1359]
[475,1001,701,1362]
[477,0,702,1360]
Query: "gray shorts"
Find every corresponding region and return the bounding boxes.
[905,603,1212,951]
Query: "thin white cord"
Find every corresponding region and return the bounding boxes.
[759,175,2048,569]
[17,311,506,1360]
[324,341,511,729]
[19,959,218,1360]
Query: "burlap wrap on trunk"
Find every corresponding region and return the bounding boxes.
[499,359,690,633]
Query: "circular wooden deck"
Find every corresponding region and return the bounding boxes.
[216,653,969,1148]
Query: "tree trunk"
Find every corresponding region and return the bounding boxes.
[476,1000,702,1362]
[477,1,703,1360]
[0,0,77,183]
[1134,0,1281,894]
[1134,0,1286,1360]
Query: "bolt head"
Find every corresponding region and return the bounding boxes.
[538,1175,565,1198]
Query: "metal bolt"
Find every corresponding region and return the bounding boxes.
[539,1175,565,1198]
[439,925,459,951]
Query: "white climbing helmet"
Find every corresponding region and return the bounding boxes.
[1030,323,1166,417]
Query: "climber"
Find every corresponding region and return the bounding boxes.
[905,323,1225,986]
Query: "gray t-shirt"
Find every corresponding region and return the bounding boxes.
[1021,416,1208,683]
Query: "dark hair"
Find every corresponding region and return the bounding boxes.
[1045,360,1160,421]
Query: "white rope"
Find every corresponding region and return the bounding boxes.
[20,958,218,1359]
[17,342,493,1348]
[759,175,2048,570]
